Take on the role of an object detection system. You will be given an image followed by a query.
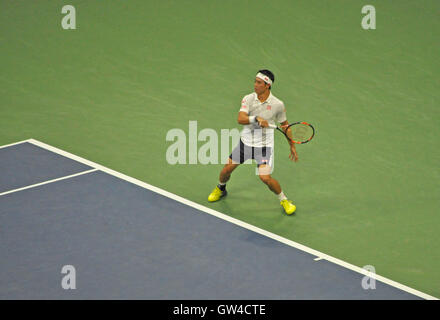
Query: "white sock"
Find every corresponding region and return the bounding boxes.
[218,182,226,186]
[278,191,287,201]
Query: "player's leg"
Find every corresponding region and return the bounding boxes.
[258,164,296,215]
[220,158,240,184]
[255,146,296,215]
[254,147,281,195]
[208,140,248,202]
[258,164,281,194]
[208,158,240,202]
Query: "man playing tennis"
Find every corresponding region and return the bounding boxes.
[208,69,298,215]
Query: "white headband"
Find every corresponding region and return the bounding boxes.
[256,72,273,86]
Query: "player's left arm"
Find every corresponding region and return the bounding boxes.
[279,120,292,143]
[278,108,298,162]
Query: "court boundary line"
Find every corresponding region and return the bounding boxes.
[0,139,34,150]
[0,169,98,197]
[1,139,437,300]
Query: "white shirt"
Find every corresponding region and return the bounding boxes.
[239,92,287,147]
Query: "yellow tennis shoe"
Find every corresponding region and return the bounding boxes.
[280,199,296,215]
[208,186,227,202]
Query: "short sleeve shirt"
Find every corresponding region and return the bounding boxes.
[239,92,287,147]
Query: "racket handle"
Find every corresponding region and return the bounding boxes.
[268,124,277,129]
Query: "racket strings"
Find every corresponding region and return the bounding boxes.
[291,124,313,141]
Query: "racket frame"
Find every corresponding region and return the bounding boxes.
[272,121,315,144]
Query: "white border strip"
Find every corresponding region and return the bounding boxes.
[3,139,437,300]
[0,139,32,150]
[314,257,324,261]
[0,169,98,197]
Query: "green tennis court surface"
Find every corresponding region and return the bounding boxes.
[1,0,439,298]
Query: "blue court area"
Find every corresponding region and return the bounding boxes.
[0,142,421,299]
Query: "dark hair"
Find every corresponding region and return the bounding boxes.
[258,69,275,89]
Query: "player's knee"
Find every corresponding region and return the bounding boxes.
[258,164,272,176]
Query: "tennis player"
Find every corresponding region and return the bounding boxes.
[208,70,298,215]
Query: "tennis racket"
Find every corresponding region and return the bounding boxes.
[268,121,315,144]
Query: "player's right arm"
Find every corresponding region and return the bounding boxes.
[238,112,268,127]
[238,111,253,124]
[237,96,268,126]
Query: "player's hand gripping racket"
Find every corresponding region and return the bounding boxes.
[269,122,315,144]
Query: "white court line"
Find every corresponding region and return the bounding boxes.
[0,169,98,197]
[6,138,437,300]
[0,139,32,150]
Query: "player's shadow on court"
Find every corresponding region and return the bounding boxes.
[214,187,290,222]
